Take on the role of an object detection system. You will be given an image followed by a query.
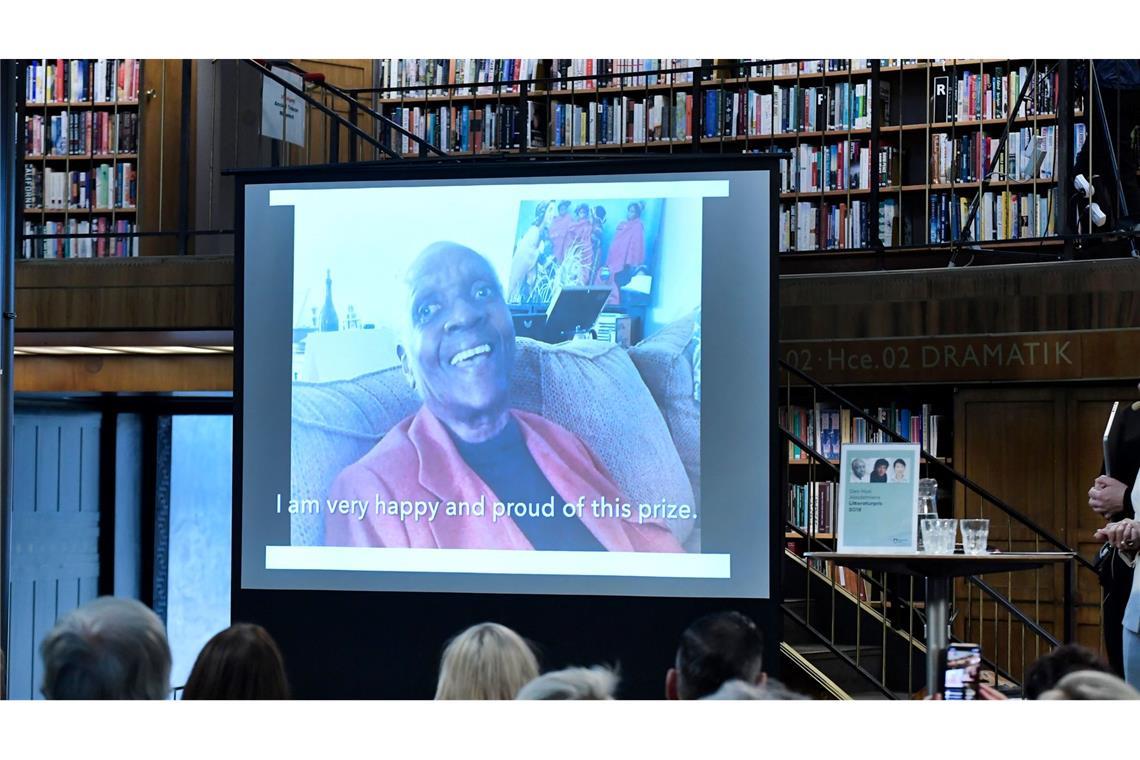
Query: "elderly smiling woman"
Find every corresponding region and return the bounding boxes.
[324,241,682,553]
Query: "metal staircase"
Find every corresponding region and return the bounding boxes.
[777,359,1092,699]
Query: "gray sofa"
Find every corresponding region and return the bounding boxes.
[289,311,702,551]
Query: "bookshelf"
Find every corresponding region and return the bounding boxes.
[364,58,1087,256]
[20,59,142,259]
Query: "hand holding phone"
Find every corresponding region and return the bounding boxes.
[941,644,982,700]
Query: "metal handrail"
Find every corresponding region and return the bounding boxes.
[781,359,1095,572]
[780,641,852,700]
[244,60,448,160]
[786,542,1024,693]
[778,367,1079,694]
[966,574,1063,648]
[352,58,889,100]
[781,600,898,699]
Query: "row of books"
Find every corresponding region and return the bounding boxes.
[779,198,901,252]
[782,403,944,461]
[930,126,1059,185]
[25,59,140,104]
[550,94,693,147]
[930,190,1056,243]
[788,482,836,535]
[23,164,137,210]
[25,111,139,157]
[385,103,540,154]
[376,59,542,98]
[932,67,1057,123]
[549,59,703,89]
[781,142,899,193]
[789,549,873,601]
[21,218,137,259]
[779,199,874,252]
[704,80,890,138]
[747,60,910,77]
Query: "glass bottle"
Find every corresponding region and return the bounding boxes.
[917,478,939,551]
[319,269,339,332]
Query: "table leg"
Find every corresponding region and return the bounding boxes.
[926,575,951,695]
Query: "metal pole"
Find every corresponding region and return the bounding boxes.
[870,59,883,258]
[1063,557,1075,643]
[1056,60,1073,259]
[347,99,357,162]
[925,575,951,695]
[178,60,192,256]
[0,59,20,695]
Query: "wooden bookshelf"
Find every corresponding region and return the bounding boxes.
[365,58,1082,255]
[20,59,143,259]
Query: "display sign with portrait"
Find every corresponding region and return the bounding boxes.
[836,443,921,553]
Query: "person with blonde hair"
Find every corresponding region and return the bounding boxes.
[435,622,539,700]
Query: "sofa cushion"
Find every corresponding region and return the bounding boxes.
[628,311,701,527]
[289,337,695,548]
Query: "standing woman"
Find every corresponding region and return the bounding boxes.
[598,201,646,305]
[1094,461,1140,686]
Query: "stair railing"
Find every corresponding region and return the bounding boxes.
[779,359,1089,694]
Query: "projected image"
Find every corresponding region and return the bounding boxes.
[508,198,662,307]
[283,181,705,558]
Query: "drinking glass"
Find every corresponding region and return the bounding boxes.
[921,518,957,554]
[960,519,990,555]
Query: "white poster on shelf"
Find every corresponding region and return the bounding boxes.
[261,66,306,147]
[836,442,921,554]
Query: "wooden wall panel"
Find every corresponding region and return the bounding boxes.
[952,384,1136,677]
[138,60,197,256]
[290,59,372,165]
[781,259,1140,342]
[14,356,233,393]
[1067,389,1136,661]
[14,256,233,331]
[953,389,1066,682]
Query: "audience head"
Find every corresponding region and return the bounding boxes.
[516,665,618,700]
[1038,669,1140,700]
[182,623,290,700]
[1023,644,1113,700]
[667,611,765,700]
[703,677,807,700]
[40,596,171,700]
[435,622,540,700]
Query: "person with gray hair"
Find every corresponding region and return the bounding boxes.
[40,596,171,700]
[516,665,619,700]
[1038,669,1140,700]
[702,678,808,700]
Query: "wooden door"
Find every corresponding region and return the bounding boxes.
[5,411,102,699]
[953,384,1134,681]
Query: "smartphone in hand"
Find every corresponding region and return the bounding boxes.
[940,643,982,700]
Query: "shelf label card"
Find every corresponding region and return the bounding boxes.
[261,66,306,148]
